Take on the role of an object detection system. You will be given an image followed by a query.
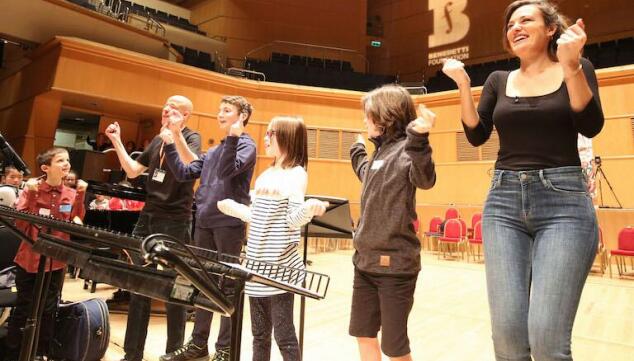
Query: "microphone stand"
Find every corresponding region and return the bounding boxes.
[142,237,234,317]
[0,217,50,361]
[594,158,622,208]
[0,132,31,176]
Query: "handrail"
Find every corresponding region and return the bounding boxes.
[402,86,428,95]
[227,67,266,81]
[95,0,165,37]
[245,40,369,73]
[145,15,166,37]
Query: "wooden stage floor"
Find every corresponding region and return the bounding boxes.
[62,250,634,361]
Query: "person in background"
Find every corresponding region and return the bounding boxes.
[96,132,113,151]
[0,165,24,207]
[577,134,596,196]
[64,170,78,189]
[125,140,137,154]
[1,165,24,188]
[89,194,111,210]
[138,138,151,152]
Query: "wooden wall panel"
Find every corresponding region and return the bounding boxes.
[0,99,38,169]
[427,132,456,163]
[598,80,634,115]
[592,117,634,157]
[0,46,59,111]
[596,209,634,251]
[13,93,63,174]
[98,116,139,147]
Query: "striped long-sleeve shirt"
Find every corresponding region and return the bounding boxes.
[218,166,315,297]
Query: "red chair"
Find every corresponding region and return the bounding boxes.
[423,216,443,252]
[471,213,482,228]
[457,218,467,239]
[468,212,482,238]
[438,219,464,259]
[468,221,483,262]
[609,226,634,278]
[445,207,459,220]
[456,218,468,258]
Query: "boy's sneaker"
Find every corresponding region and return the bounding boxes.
[210,347,230,361]
[159,340,209,361]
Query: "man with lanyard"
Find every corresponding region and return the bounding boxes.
[105,95,201,361]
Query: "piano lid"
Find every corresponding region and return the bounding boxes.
[87,180,146,201]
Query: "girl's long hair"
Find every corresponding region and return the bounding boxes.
[269,116,308,169]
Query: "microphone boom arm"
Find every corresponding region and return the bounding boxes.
[143,238,234,317]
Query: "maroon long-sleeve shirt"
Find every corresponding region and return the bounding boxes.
[14,182,85,273]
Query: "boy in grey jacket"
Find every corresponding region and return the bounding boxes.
[349,85,436,361]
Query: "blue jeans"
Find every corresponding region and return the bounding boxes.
[483,167,598,361]
[123,212,192,361]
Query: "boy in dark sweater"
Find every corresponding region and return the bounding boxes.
[159,96,256,361]
[349,85,436,361]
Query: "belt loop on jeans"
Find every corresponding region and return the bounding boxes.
[538,169,548,188]
[497,170,505,187]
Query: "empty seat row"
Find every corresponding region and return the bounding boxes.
[100,0,205,35]
[172,44,214,71]
[67,0,97,11]
[271,52,354,72]
[245,58,394,91]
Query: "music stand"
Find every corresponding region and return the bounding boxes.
[0,217,50,361]
[298,195,353,358]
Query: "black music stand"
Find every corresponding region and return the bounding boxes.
[298,195,353,359]
[0,217,49,361]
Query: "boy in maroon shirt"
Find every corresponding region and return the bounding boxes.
[4,147,87,359]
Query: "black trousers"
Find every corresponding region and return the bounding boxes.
[191,225,245,351]
[6,266,65,358]
[249,293,300,361]
[123,213,192,361]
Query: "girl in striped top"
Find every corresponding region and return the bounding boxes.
[218,116,327,361]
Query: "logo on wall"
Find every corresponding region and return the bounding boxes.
[427,0,471,65]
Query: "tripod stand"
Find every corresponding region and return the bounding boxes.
[594,159,622,208]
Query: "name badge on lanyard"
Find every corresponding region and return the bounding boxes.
[153,142,168,183]
[152,169,167,183]
[371,160,384,170]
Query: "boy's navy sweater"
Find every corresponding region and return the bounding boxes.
[164,133,256,228]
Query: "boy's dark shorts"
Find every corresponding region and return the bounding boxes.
[348,267,418,357]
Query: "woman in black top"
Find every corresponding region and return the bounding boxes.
[442,1,603,360]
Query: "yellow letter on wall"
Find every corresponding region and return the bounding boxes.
[428,0,470,48]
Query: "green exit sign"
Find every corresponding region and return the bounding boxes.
[370,40,382,47]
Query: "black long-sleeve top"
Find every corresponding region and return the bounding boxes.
[464,57,604,170]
